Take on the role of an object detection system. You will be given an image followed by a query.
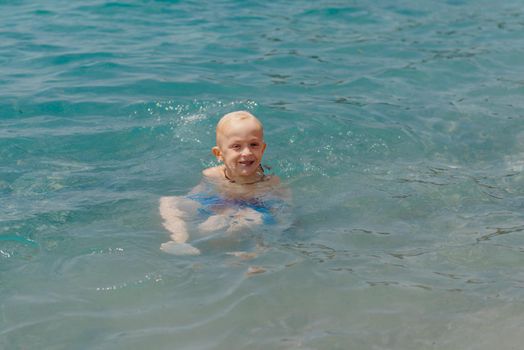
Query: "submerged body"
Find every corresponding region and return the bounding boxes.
[159,111,291,255]
[159,167,290,255]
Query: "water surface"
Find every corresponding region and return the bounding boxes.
[2,0,524,349]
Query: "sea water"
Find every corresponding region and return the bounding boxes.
[1,0,524,349]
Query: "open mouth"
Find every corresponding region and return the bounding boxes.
[238,160,255,166]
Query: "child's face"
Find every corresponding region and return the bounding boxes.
[213,118,266,179]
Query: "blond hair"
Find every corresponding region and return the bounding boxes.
[216,111,263,145]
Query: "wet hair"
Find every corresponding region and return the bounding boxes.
[216,111,264,146]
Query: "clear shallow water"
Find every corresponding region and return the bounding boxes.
[2,0,524,348]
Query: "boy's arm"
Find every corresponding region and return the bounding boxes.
[266,176,293,227]
[159,196,189,244]
[159,195,201,255]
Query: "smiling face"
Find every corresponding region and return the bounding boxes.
[212,112,267,184]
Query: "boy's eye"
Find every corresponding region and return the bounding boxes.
[231,144,241,149]
[250,143,260,148]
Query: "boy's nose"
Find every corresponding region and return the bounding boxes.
[240,146,252,155]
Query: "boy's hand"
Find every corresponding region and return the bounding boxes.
[198,214,230,232]
[226,208,263,233]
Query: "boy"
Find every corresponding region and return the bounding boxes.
[159,111,289,255]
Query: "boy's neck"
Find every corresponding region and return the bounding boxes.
[223,166,265,185]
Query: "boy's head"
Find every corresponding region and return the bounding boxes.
[212,111,267,181]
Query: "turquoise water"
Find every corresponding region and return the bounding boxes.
[2,0,524,348]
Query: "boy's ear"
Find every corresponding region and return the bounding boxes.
[212,146,222,161]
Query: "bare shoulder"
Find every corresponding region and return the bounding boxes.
[265,175,292,201]
[265,174,281,186]
[202,166,223,179]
